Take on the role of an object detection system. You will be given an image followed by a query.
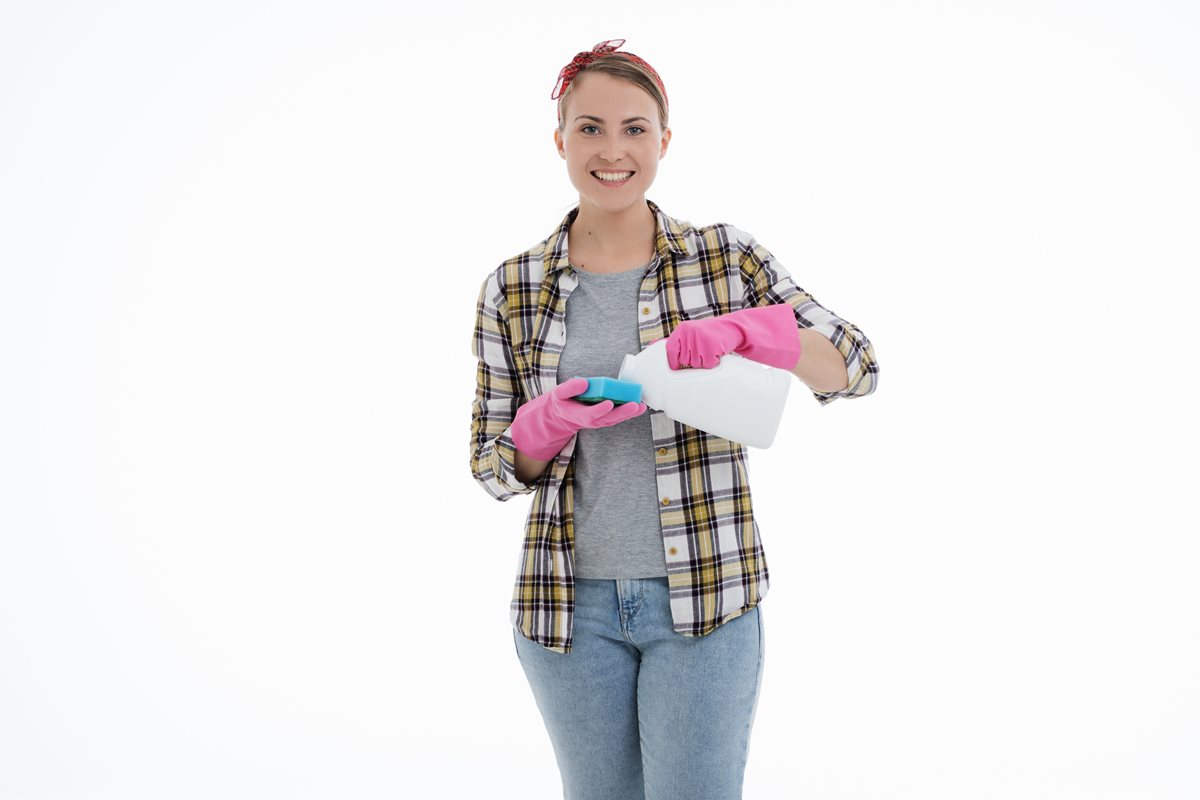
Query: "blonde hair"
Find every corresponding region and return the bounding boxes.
[556,57,669,134]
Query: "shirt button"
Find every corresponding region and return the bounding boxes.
[661,497,670,506]
[642,307,651,315]
[657,447,667,456]
[668,546,678,556]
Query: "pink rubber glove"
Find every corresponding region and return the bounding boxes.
[660,303,802,371]
[510,377,648,461]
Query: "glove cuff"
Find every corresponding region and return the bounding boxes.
[733,303,803,370]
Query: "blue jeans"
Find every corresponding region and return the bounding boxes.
[512,576,765,800]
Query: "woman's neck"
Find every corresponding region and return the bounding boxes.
[569,198,656,259]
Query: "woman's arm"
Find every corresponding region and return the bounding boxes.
[471,270,543,501]
[514,449,553,485]
[790,327,851,393]
[733,226,879,405]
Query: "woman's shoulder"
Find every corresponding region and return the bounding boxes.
[664,214,760,268]
[655,205,755,255]
[475,236,557,318]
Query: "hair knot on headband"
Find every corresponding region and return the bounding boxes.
[549,38,668,110]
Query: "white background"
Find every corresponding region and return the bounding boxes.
[2,2,1197,798]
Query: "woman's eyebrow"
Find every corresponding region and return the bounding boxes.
[574,115,651,124]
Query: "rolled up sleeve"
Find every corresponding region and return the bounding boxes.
[732,226,879,405]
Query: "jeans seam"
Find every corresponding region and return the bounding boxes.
[744,604,765,767]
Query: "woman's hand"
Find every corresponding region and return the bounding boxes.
[510,377,648,461]
[658,303,803,371]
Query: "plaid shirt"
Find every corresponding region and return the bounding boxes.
[470,199,879,654]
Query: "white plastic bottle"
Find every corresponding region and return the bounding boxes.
[618,338,792,448]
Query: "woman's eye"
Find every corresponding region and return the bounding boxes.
[581,125,645,135]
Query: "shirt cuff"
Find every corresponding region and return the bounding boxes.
[492,426,540,494]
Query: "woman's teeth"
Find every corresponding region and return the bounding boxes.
[593,171,634,185]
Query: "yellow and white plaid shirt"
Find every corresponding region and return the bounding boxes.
[470,199,879,654]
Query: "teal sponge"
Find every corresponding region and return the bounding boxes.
[572,376,643,406]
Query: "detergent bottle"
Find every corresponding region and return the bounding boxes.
[618,338,792,448]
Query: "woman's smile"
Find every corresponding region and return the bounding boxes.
[592,170,635,187]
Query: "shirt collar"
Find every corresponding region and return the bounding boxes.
[544,197,687,275]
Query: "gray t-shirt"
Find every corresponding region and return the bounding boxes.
[555,257,668,578]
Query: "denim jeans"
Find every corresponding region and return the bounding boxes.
[512,576,765,800]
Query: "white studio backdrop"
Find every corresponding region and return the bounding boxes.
[1,2,1197,798]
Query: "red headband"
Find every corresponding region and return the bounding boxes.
[550,38,668,115]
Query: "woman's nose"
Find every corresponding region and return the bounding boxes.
[600,136,627,160]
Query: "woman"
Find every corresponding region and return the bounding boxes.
[469,39,879,800]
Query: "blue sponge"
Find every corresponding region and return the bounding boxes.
[573,376,643,405]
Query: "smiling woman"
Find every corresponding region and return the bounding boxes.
[469,36,879,800]
[549,45,673,269]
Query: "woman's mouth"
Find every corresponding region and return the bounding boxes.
[592,170,635,187]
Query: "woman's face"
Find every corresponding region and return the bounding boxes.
[554,72,671,212]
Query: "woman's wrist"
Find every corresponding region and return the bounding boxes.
[514,448,553,485]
